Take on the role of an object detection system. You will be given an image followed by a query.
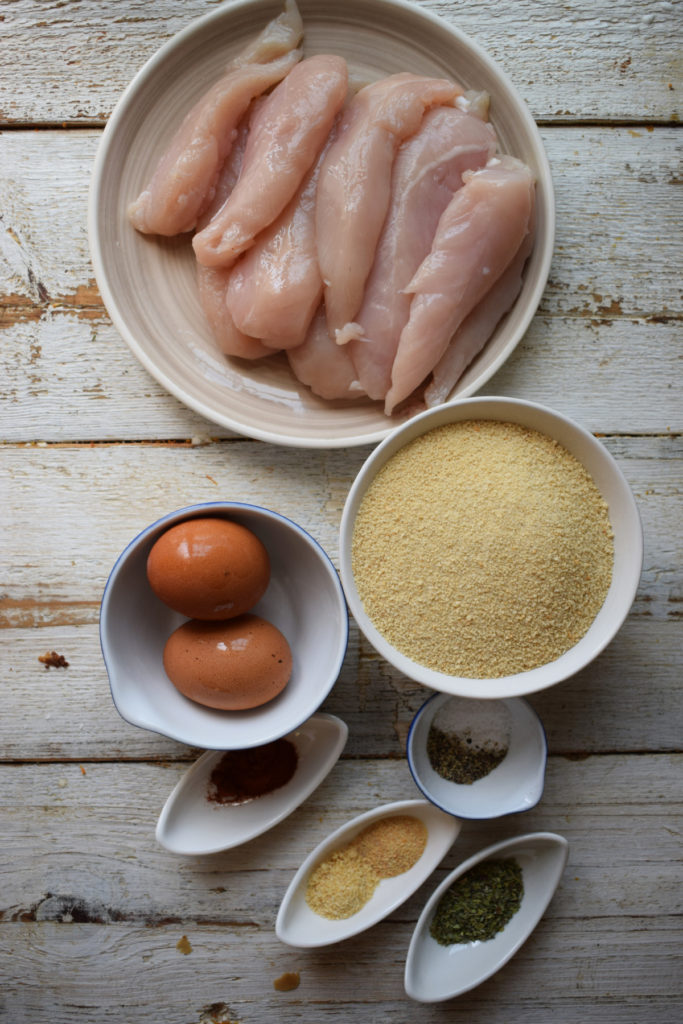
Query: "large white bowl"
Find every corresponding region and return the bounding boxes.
[88,0,554,448]
[100,502,348,748]
[339,396,643,698]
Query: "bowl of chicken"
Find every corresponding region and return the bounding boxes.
[89,0,554,447]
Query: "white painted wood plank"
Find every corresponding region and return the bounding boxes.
[3,313,682,441]
[1,758,680,1023]
[0,611,680,760]
[1,126,679,313]
[1,436,678,617]
[1,127,680,441]
[0,436,680,758]
[1,0,679,124]
[1,756,680,898]
[1,918,680,1023]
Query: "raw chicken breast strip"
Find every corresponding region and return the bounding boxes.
[233,0,303,65]
[195,101,255,229]
[424,207,536,407]
[197,266,273,359]
[345,103,496,400]
[287,305,364,400]
[196,106,274,360]
[193,55,349,267]
[385,156,535,415]
[225,134,334,349]
[127,1,303,236]
[315,73,462,336]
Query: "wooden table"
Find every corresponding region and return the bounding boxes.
[1,1,681,1021]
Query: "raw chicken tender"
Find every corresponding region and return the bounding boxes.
[287,306,364,400]
[425,211,536,407]
[127,1,303,236]
[195,106,275,359]
[385,156,535,414]
[193,54,349,267]
[345,103,496,399]
[233,0,303,66]
[197,265,274,359]
[315,72,462,336]
[195,103,255,230]
[194,106,274,359]
[226,137,333,349]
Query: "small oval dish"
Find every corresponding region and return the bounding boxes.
[100,501,348,749]
[404,831,569,1002]
[155,713,348,855]
[276,798,461,947]
[407,693,547,819]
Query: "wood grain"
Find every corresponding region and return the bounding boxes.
[1,1,681,1020]
[2,127,681,442]
[1,758,681,1023]
[1,0,680,125]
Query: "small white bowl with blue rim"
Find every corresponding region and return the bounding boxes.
[407,692,547,819]
[100,501,348,749]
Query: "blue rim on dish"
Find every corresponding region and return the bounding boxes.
[406,691,548,819]
[100,501,349,746]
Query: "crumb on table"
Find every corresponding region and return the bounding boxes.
[38,651,69,669]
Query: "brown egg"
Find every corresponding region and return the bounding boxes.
[163,614,292,710]
[147,517,270,620]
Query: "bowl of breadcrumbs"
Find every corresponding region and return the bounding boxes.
[339,396,643,698]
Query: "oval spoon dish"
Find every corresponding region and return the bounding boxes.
[276,799,461,947]
[404,831,569,1002]
[155,713,348,855]
[407,693,548,819]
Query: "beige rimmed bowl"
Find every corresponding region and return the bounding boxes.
[339,396,643,698]
[88,0,554,448]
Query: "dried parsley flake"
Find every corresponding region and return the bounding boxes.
[430,858,523,945]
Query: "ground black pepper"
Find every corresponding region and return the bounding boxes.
[429,858,523,945]
[427,724,507,784]
[207,738,298,804]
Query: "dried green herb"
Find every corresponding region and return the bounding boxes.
[430,858,523,945]
[427,724,507,784]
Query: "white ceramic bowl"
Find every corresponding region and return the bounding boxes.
[404,831,569,1002]
[155,713,348,854]
[339,396,643,698]
[88,0,553,448]
[276,798,461,946]
[100,502,348,748]
[407,694,547,819]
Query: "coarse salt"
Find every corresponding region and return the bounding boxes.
[432,697,511,751]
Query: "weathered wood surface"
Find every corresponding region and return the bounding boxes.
[1,0,680,125]
[1,127,681,443]
[1,757,681,1023]
[1,436,681,763]
[1,0,681,1021]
